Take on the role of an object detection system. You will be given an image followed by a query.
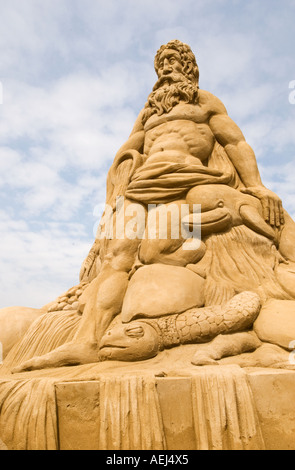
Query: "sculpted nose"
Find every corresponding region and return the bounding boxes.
[162,59,172,75]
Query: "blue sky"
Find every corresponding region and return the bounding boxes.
[0,0,295,308]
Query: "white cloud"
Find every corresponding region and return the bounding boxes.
[0,209,92,308]
[0,69,141,224]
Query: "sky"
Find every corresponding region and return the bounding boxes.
[0,0,295,308]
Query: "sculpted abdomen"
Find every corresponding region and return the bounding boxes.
[144,120,215,162]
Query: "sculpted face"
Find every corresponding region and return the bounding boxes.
[152,49,188,93]
[157,49,184,80]
[154,39,200,85]
[99,320,160,362]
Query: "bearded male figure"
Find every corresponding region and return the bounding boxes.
[12,40,295,372]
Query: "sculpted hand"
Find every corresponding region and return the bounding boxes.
[241,186,284,227]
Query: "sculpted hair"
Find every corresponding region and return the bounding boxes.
[154,39,199,84]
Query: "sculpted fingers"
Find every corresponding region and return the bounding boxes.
[241,187,284,227]
[271,196,284,227]
[269,197,275,226]
[279,200,285,226]
[261,196,270,223]
[264,196,284,227]
[241,188,270,221]
[266,196,285,227]
[274,200,281,227]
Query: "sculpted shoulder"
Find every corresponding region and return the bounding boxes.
[198,89,228,117]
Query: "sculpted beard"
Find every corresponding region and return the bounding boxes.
[142,73,199,125]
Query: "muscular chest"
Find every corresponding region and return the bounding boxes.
[144,103,209,131]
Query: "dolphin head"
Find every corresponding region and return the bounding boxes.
[187,184,245,213]
[99,320,160,362]
[185,185,241,235]
[186,184,276,241]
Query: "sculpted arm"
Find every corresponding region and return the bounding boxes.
[208,97,284,227]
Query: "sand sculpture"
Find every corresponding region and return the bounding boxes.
[1,40,295,450]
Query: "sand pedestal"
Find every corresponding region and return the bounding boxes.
[52,366,295,451]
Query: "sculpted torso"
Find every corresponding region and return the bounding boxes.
[143,102,214,165]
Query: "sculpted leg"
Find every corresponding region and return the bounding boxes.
[12,342,100,373]
[139,199,206,267]
[74,240,138,344]
[191,331,261,366]
[216,343,295,369]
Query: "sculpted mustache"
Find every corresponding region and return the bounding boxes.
[152,73,191,91]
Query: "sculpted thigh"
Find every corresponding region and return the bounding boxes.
[139,199,204,266]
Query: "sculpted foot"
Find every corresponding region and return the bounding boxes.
[11,342,100,373]
[191,354,219,366]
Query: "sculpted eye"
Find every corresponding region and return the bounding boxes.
[125,325,144,338]
[170,58,176,64]
[218,201,224,208]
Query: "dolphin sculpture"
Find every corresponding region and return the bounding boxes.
[183,184,277,242]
